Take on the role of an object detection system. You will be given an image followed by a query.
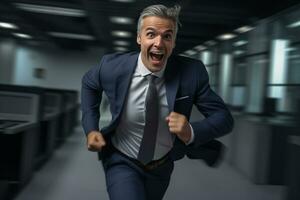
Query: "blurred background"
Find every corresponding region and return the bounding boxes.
[0,0,300,200]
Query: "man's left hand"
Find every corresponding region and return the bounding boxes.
[166,111,191,144]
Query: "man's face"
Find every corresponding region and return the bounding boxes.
[137,16,176,72]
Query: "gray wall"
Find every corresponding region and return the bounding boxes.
[0,39,16,84]
[12,45,105,95]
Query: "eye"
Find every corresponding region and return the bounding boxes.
[164,34,173,40]
[146,32,155,38]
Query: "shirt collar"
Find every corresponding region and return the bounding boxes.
[137,53,166,78]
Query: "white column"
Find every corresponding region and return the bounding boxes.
[200,50,211,65]
[219,54,233,103]
[268,39,290,112]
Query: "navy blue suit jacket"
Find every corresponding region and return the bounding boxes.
[81,52,233,164]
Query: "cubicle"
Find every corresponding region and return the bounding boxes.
[227,113,299,185]
[0,84,79,199]
[35,91,62,167]
[45,88,79,146]
[0,91,40,188]
[286,135,300,200]
[0,84,79,165]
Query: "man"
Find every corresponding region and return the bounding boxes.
[81,4,233,200]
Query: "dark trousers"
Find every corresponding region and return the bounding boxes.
[102,149,174,200]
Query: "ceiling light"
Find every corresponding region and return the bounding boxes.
[111,31,132,38]
[233,50,245,56]
[114,47,128,51]
[0,22,18,29]
[111,0,136,3]
[287,21,300,28]
[113,40,130,46]
[235,26,254,33]
[217,33,236,40]
[184,50,197,56]
[194,45,207,51]
[48,32,95,40]
[13,33,32,39]
[233,40,248,47]
[204,40,217,46]
[14,3,86,17]
[110,16,134,24]
[178,53,189,57]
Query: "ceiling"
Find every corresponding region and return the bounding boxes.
[0,0,300,54]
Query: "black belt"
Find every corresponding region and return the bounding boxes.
[112,146,170,171]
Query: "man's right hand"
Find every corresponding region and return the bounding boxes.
[86,131,106,152]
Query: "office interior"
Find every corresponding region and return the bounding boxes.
[0,0,300,200]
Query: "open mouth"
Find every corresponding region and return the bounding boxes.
[150,52,164,62]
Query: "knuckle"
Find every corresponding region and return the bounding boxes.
[89,141,95,146]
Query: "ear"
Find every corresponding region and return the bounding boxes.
[136,34,141,45]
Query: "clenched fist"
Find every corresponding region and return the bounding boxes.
[86,131,106,152]
[166,111,192,144]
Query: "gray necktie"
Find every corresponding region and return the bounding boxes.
[137,75,159,164]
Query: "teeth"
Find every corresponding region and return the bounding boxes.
[150,52,164,61]
[151,52,163,55]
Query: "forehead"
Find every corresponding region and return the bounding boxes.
[141,16,175,32]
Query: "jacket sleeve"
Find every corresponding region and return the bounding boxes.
[190,62,234,147]
[81,58,105,135]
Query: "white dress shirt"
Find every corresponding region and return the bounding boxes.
[112,53,194,161]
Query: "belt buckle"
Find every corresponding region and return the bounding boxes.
[144,162,157,170]
[144,156,167,170]
[144,163,155,170]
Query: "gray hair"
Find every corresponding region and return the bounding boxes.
[137,4,181,36]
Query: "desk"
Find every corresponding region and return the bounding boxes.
[286,135,300,200]
[228,113,299,184]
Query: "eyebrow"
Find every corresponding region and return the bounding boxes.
[145,27,174,34]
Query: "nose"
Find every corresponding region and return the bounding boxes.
[154,36,163,47]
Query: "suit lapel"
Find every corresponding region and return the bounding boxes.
[114,53,180,117]
[115,53,139,117]
[164,56,180,112]
[164,56,184,158]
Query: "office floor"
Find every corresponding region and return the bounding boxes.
[15,126,286,200]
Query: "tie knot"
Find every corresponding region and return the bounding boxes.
[147,74,157,83]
